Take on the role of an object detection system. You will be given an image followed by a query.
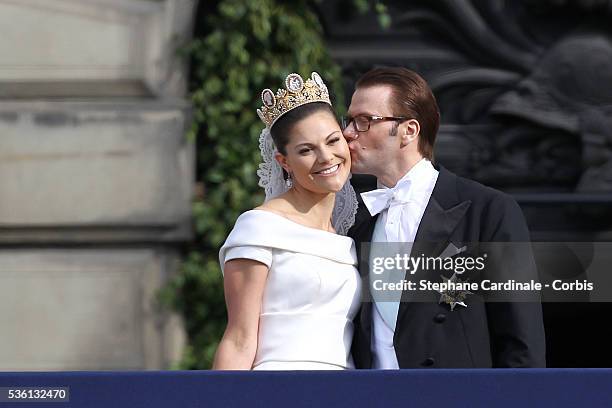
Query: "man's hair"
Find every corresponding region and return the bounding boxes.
[355,67,440,161]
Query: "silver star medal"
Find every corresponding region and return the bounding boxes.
[437,273,473,311]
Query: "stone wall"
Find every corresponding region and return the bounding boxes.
[0,0,197,370]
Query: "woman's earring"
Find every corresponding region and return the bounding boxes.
[285,173,293,188]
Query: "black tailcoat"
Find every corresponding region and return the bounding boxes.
[349,166,546,368]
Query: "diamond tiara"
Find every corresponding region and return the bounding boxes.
[257,72,331,128]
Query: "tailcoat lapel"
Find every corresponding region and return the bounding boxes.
[395,166,472,329]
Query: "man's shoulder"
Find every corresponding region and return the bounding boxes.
[446,169,515,207]
[438,168,528,240]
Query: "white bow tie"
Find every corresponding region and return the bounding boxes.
[361,178,413,216]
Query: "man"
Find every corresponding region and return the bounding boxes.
[344,67,546,368]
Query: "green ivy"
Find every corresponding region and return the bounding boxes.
[158,0,388,369]
[157,0,344,369]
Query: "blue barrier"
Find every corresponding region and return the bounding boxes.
[0,369,611,407]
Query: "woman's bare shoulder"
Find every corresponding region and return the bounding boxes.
[254,196,294,216]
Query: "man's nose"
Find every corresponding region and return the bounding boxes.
[342,125,358,142]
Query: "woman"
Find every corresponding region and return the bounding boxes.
[213,72,360,370]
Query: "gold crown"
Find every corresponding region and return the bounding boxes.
[257,72,331,128]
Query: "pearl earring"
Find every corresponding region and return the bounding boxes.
[285,173,293,188]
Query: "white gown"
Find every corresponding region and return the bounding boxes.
[219,210,362,370]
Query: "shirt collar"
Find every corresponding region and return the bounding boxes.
[376,158,436,193]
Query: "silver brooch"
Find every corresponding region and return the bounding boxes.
[437,273,473,311]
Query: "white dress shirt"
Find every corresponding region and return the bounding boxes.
[366,158,439,369]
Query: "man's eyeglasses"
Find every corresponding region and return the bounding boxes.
[341,115,407,133]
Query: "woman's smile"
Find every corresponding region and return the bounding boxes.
[313,161,343,176]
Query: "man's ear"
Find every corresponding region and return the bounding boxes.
[400,119,420,147]
[274,152,291,173]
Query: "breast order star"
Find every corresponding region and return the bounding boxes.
[437,273,473,311]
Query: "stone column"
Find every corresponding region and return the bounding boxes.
[0,0,197,370]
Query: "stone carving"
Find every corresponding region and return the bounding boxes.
[338,0,612,191]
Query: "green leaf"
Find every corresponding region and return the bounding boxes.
[161,0,386,370]
[378,12,391,29]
